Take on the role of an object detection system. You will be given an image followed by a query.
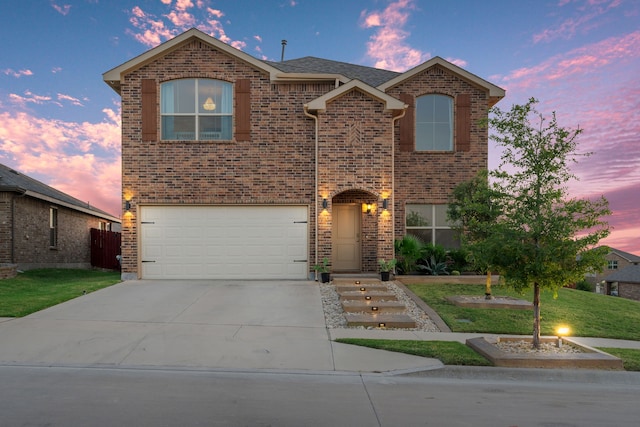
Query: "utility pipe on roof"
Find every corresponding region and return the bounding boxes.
[303,105,319,281]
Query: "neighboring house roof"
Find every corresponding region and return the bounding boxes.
[103,28,505,107]
[608,247,640,264]
[266,57,401,87]
[0,163,120,222]
[605,264,640,284]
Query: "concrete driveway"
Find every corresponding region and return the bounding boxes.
[0,280,441,373]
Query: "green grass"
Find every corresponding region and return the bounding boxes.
[335,338,491,366]
[0,269,121,317]
[597,348,640,371]
[406,283,640,341]
[336,283,640,370]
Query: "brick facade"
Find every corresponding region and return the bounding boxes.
[0,193,106,270]
[111,30,503,279]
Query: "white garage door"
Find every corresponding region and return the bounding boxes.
[140,205,308,279]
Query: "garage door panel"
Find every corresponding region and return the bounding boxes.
[141,206,308,279]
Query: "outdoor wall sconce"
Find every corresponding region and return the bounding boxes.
[322,198,328,209]
[382,199,388,210]
[125,200,131,211]
[362,203,373,214]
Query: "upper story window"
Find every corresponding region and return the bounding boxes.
[160,78,232,141]
[608,260,618,270]
[415,94,453,151]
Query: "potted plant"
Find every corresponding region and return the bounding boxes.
[313,257,331,283]
[378,258,397,281]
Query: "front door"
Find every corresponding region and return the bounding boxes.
[332,204,361,271]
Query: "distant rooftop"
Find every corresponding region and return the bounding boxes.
[0,163,119,221]
[606,264,640,284]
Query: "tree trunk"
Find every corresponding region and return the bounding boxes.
[532,282,541,349]
[485,271,493,299]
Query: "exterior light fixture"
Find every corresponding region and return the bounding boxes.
[355,280,361,284]
[322,198,328,209]
[378,323,386,328]
[556,325,570,348]
[203,97,216,111]
[371,306,379,311]
[365,296,371,300]
[125,200,131,211]
[382,199,388,210]
[359,287,366,292]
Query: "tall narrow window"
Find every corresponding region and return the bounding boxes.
[161,78,233,140]
[415,94,453,151]
[49,207,58,248]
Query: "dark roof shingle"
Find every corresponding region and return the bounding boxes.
[266,56,401,87]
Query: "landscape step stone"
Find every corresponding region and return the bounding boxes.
[335,284,388,293]
[338,292,397,302]
[343,313,416,328]
[341,301,406,313]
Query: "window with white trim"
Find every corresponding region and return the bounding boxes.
[161,78,232,141]
[405,204,459,248]
[415,94,453,151]
[49,207,58,248]
[608,260,618,270]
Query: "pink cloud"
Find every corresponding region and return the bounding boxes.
[51,2,71,16]
[445,57,468,68]
[0,107,122,216]
[492,30,640,255]
[9,91,55,107]
[57,93,84,107]
[359,0,430,71]
[533,0,622,43]
[2,68,33,78]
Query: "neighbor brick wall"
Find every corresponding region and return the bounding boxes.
[385,65,490,240]
[619,282,640,301]
[0,192,12,263]
[589,252,636,285]
[11,196,96,269]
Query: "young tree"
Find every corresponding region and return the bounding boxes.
[484,98,609,348]
[448,170,503,298]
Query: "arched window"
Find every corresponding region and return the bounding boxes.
[415,94,453,151]
[161,78,233,141]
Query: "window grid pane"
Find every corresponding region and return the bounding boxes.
[415,94,453,151]
[161,79,232,141]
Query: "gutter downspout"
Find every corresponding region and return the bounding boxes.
[303,105,319,280]
[391,109,406,252]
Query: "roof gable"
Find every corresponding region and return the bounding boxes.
[0,163,120,222]
[103,28,283,93]
[305,79,406,112]
[377,56,505,106]
[609,247,640,263]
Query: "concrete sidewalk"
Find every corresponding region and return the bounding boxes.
[0,280,442,374]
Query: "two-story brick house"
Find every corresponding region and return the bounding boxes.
[103,28,504,280]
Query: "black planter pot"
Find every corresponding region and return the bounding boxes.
[320,272,331,283]
[380,271,391,281]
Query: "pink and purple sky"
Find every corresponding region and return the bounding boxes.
[0,0,638,254]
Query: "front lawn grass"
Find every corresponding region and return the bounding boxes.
[335,338,491,366]
[0,269,121,317]
[336,283,640,370]
[406,283,640,341]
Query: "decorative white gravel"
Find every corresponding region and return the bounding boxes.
[495,340,583,354]
[319,280,440,332]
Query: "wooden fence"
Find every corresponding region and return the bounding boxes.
[90,228,121,271]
